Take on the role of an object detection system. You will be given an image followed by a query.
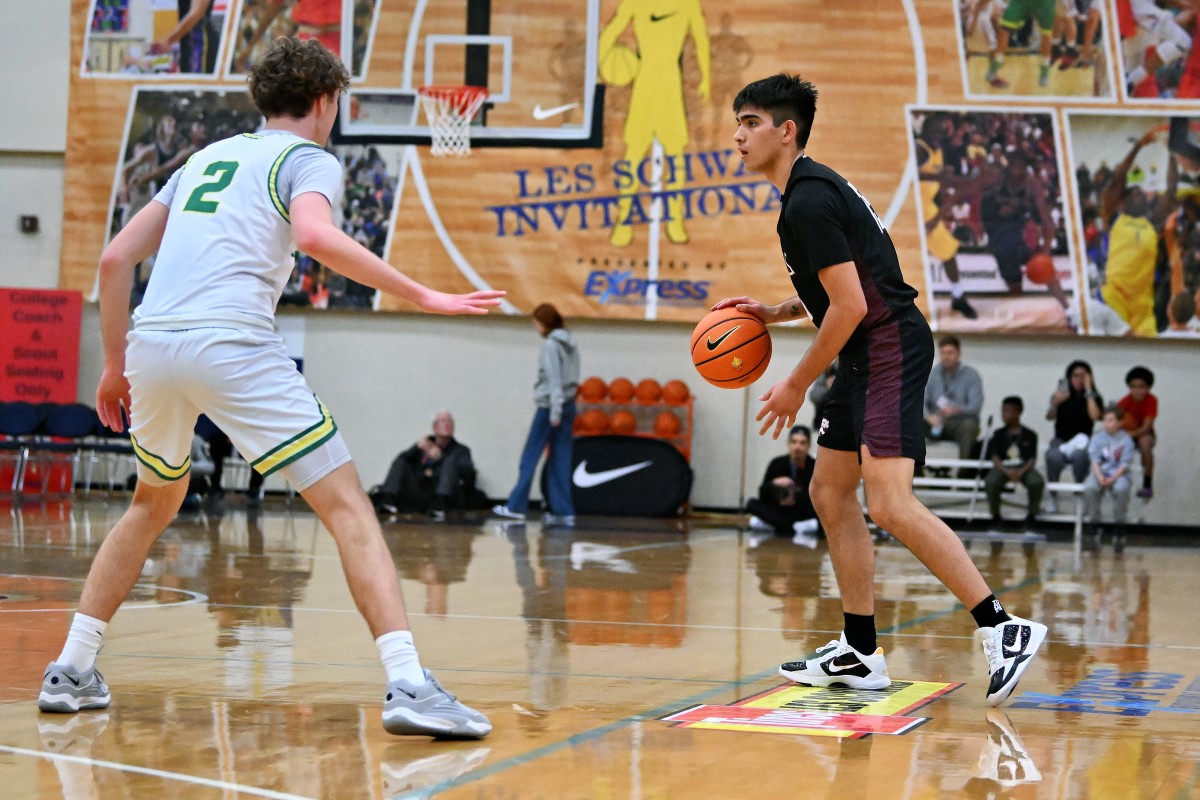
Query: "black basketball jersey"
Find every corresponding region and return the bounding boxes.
[776,156,918,357]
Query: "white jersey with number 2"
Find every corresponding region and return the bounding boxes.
[134,129,342,331]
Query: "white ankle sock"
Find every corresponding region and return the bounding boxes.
[57,613,107,672]
[376,630,425,685]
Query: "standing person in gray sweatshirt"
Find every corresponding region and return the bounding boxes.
[494,304,581,526]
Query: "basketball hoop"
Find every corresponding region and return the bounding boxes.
[418,85,488,157]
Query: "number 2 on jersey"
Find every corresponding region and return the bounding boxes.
[183,161,239,213]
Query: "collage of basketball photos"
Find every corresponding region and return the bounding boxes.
[69,1,1200,340]
[919,0,1200,338]
[87,0,389,311]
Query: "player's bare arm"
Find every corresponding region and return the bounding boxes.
[290,192,505,315]
[95,200,171,431]
[710,295,809,324]
[756,262,865,439]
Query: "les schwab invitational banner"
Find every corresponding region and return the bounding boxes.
[59,0,1200,339]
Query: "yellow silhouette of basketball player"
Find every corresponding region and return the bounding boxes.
[599,0,711,247]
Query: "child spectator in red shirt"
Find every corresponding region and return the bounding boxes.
[1117,366,1157,499]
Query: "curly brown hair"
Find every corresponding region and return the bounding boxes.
[248,37,349,120]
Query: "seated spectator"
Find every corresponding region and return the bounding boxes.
[196,415,264,507]
[179,435,215,513]
[746,425,820,546]
[1117,366,1157,499]
[1083,405,1136,550]
[808,361,837,430]
[1160,291,1199,338]
[372,411,478,520]
[983,396,1044,531]
[1044,360,1103,502]
[924,335,984,460]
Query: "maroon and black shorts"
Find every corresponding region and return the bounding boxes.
[816,307,933,465]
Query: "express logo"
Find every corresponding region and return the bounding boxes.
[583,270,711,305]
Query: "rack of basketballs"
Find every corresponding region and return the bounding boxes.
[573,377,694,462]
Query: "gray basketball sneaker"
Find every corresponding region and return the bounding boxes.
[38,663,111,713]
[382,670,492,738]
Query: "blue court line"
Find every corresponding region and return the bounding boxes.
[402,573,1045,798]
[1016,692,1198,713]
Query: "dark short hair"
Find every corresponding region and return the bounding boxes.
[1103,403,1124,420]
[1169,290,1196,324]
[937,335,962,351]
[1125,366,1154,387]
[1002,396,1024,412]
[733,74,818,148]
[532,303,564,331]
[789,425,811,440]
[248,37,349,119]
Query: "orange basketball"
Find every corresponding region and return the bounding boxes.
[653,410,682,436]
[634,378,663,403]
[662,379,690,405]
[1025,252,1055,285]
[608,377,635,402]
[577,408,610,435]
[690,307,771,388]
[611,409,638,434]
[578,376,607,402]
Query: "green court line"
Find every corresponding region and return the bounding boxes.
[404,573,1044,798]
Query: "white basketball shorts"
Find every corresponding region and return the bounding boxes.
[125,326,350,491]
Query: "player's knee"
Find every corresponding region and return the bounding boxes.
[865,496,906,532]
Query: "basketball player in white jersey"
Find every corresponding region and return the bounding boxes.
[38,37,501,739]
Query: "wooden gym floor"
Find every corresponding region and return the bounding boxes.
[1,497,1198,799]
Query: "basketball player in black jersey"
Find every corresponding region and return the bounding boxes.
[714,74,1046,706]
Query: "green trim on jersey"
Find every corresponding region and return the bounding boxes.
[130,434,191,481]
[241,132,262,139]
[252,396,338,477]
[268,141,325,223]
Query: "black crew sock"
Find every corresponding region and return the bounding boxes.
[843,612,877,654]
[971,594,1012,629]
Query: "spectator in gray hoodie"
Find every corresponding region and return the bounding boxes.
[494,303,581,526]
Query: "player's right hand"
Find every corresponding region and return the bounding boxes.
[96,368,131,433]
[711,296,771,323]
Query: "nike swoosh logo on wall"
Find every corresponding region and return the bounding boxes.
[706,326,740,350]
[650,12,676,21]
[532,102,579,120]
[573,459,653,488]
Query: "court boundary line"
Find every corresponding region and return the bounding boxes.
[0,744,315,800]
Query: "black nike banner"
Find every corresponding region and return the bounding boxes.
[540,435,693,517]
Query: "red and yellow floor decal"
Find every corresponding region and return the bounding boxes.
[662,680,962,738]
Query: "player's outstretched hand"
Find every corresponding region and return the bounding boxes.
[711,296,772,323]
[96,368,132,433]
[420,289,507,315]
[756,376,806,439]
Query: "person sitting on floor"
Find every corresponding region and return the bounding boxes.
[372,411,478,520]
[746,425,820,546]
[983,396,1045,532]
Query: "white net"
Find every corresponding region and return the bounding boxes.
[418,85,488,157]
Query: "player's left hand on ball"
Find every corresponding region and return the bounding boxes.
[756,377,806,439]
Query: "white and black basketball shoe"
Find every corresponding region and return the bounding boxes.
[976,615,1048,706]
[779,633,890,690]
